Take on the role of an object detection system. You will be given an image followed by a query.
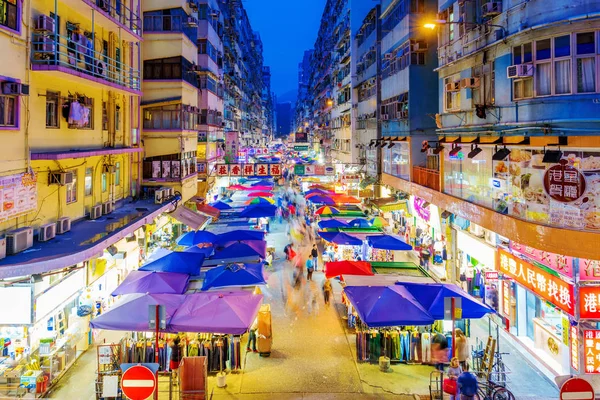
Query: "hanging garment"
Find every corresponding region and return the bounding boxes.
[68,101,83,125]
[410,331,420,362]
[399,331,410,361]
[421,332,431,363]
[80,106,90,127]
[84,37,94,71]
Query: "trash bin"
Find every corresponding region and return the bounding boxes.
[379,356,390,372]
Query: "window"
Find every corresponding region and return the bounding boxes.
[449,11,455,42]
[0,95,16,127]
[115,162,121,186]
[101,173,107,192]
[473,62,495,106]
[143,56,198,87]
[444,75,461,111]
[67,98,93,129]
[576,32,596,93]
[46,91,59,128]
[66,170,77,204]
[0,0,18,31]
[512,42,534,100]
[115,105,121,131]
[84,167,93,196]
[102,102,108,130]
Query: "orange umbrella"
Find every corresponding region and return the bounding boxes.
[332,194,361,204]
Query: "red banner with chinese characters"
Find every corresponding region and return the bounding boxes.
[498,248,575,316]
[579,286,600,319]
[509,242,574,279]
[584,330,600,373]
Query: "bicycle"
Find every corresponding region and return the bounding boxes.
[473,378,516,400]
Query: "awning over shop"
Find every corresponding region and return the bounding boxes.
[111,270,190,296]
[211,201,233,210]
[344,285,435,327]
[196,203,221,219]
[318,231,362,246]
[369,198,409,213]
[366,235,412,250]
[324,260,374,279]
[176,230,218,247]
[139,251,205,275]
[170,206,211,230]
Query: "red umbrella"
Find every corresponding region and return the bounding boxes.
[325,260,374,279]
[229,184,249,191]
[251,185,273,191]
[332,194,361,204]
[248,191,274,197]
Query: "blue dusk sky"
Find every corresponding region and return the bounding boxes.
[244,0,326,99]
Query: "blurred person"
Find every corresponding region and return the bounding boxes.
[311,244,319,272]
[170,336,183,384]
[306,255,314,281]
[431,333,449,371]
[307,280,320,315]
[457,364,479,400]
[247,319,258,353]
[323,279,333,305]
[455,328,470,370]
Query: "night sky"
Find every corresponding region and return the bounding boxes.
[244,0,326,100]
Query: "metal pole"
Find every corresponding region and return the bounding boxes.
[451,297,456,359]
[154,306,159,400]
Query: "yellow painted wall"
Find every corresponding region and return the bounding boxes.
[143,0,195,14]
[142,81,199,106]
[196,143,206,160]
[142,133,197,158]
[143,34,197,64]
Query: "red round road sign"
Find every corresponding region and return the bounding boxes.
[560,377,595,400]
[121,365,156,400]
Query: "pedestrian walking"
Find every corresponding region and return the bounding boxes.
[444,357,462,400]
[311,244,319,272]
[454,328,470,370]
[247,319,258,353]
[457,364,478,400]
[431,333,449,371]
[169,336,183,384]
[323,279,333,305]
[305,256,314,281]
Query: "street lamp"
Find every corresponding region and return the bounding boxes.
[424,19,507,40]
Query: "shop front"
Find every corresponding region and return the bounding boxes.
[497,248,574,376]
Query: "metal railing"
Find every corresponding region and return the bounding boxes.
[88,0,141,35]
[143,14,196,43]
[412,165,440,191]
[31,33,141,91]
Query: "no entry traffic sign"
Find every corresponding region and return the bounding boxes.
[560,377,595,400]
[121,365,156,400]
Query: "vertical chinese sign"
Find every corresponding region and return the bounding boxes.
[571,326,579,371]
[584,330,600,373]
[497,248,575,316]
[225,132,239,164]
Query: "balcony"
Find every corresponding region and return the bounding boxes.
[31,33,141,93]
[78,0,141,40]
[412,166,440,192]
[143,14,198,43]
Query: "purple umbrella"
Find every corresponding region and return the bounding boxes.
[111,270,190,296]
[90,293,186,331]
[216,240,266,258]
[307,195,335,205]
[170,291,264,334]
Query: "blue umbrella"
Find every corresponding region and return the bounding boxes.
[318,231,362,246]
[239,204,277,218]
[211,201,233,210]
[201,263,266,290]
[307,195,335,205]
[251,180,273,187]
[366,235,412,250]
[398,283,494,320]
[139,251,205,275]
[211,242,265,260]
[348,218,373,228]
[214,230,265,244]
[318,220,348,229]
[176,230,218,246]
[344,285,435,327]
[184,246,215,258]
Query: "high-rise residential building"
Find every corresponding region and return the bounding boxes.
[295,50,314,145]
[262,66,275,144]
[276,102,292,137]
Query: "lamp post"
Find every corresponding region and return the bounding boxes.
[424,19,507,40]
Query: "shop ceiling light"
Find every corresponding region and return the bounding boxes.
[421,140,431,153]
[468,144,483,159]
[492,145,510,161]
[449,144,462,157]
[432,144,444,154]
[542,149,563,163]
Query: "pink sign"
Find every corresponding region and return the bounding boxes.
[412,196,430,221]
[580,258,600,282]
[509,242,574,279]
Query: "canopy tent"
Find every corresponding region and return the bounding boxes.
[348,218,373,228]
[369,216,389,228]
[318,231,362,246]
[307,195,335,205]
[305,189,335,196]
[344,285,435,327]
[216,240,266,259]
[211,242,266,260]
[210,201,233,211]
[343,274,436,286]
[318,220,348,229]
[249,186,273,191]
[398,282,494,320]
[214,230,265,244]
[245,197,275,205]
[251,179,274,187]
[324,260,374,279]
[366,235,413,251]
[228,185,249,191]
[184,246,216,257]
[170,291,264,334]
[239,204,277,218]
[247,191,273,197]
[169,207,210,230]
[112,271,189,296]
[90,293,186,331]
[139,251,205,275]
[315,206,339,215]
[176,230,217,247]
[201,263,266,290]
[332,195,361,204]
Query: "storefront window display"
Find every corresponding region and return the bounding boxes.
[455,230,497,306]
[443,146,600,232]
[383,142,409,180]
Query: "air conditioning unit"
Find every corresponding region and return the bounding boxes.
[185,17,198,27]
[384,53,393,60]
[461,77,481,88]
[482,1,502,17]
[102,201,113,215]
[382,114,389,120]
[89,204,103,220]
[507,64,533,78]
[5,227,33,255]
[0,238,6,260]
[38,222,56,242]
[56,217,71,234]
[412,41,428,51]
[162,187,174,198]
[34,35,56,53]
[2,82,29,96]
[49,171,74,186]
[36,14,55,32]
[155,188,165,204]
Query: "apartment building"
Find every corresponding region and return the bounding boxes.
[262,66,275,145]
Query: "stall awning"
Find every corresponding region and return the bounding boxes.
[196,203,221,219]
[170,206,211,230]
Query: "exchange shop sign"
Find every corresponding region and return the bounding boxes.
[498,249,575,316]
[509,242,573,279]
[578,286,600,319]
[584,330,600,373]
[543,160,586,203]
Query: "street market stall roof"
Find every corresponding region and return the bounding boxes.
[315,206,340,215]
[324,260,374,279]
[211,242,266,261]
[343,274,436,286]
[344,285,435,327]
[318,231,362,246]
[111,271,190,296]
[332,195,361,204]
[194,203,221,219]
[216,240,266,259]
[369,217,389,227]
[169,206,211,231]
[201,263,266,290]
[370,262,431,278]
[90,293,186,331]
[247,191,274,197]
[368,198,409,213]
[319,210,366,218]
[176,230,218,246]
[307,195,335,205]
[306,189,335,196]
[398,282,494,320]
[245,197,275,205]
[239,204,277,218]
[210,201,233,210]
[318,220,348,229]
[348,218,373,228]
[251,179,274,187]
[229,185,250,190]
[366,235,413,250]
[214,230,265,243]
[139,251,205,275]
[170,291,264,334]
